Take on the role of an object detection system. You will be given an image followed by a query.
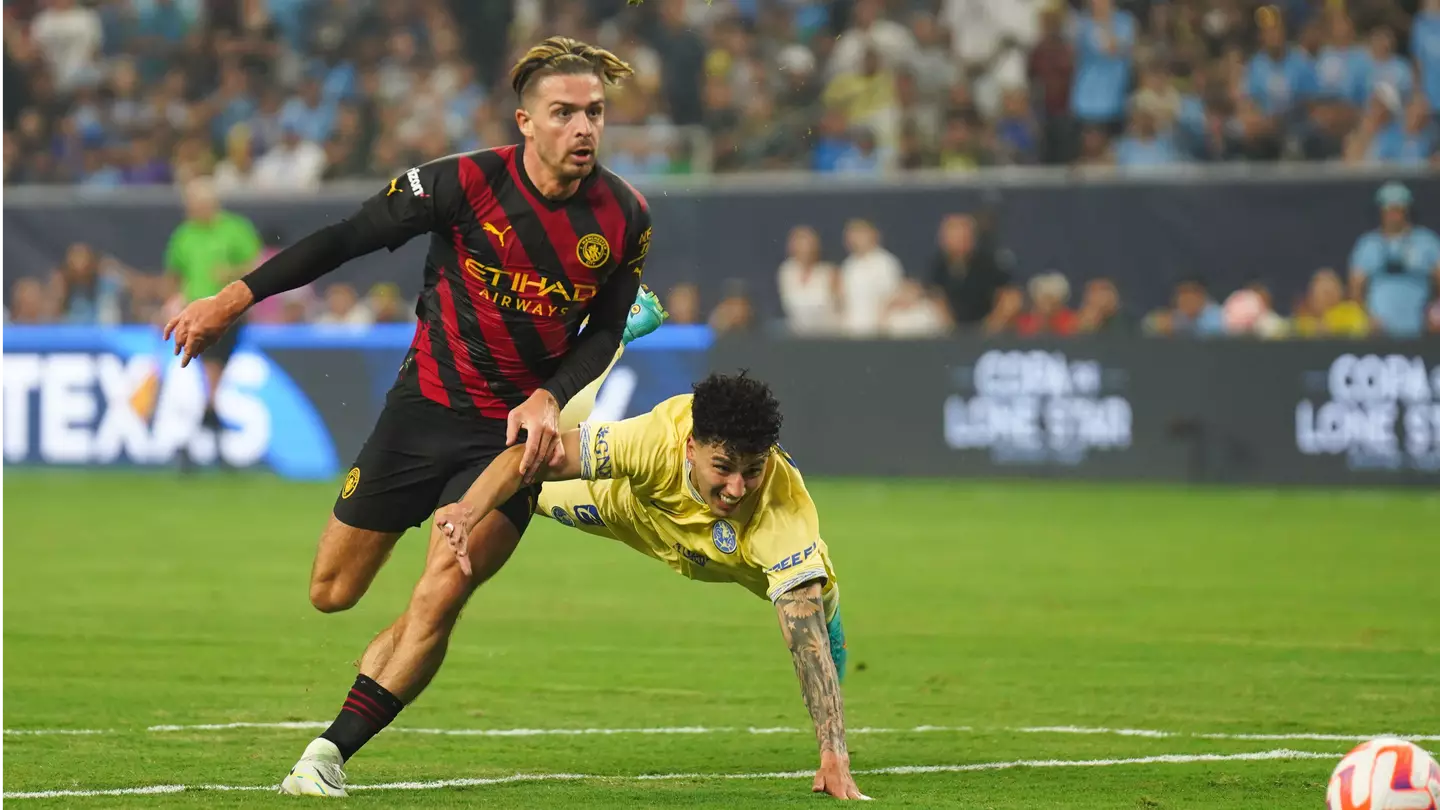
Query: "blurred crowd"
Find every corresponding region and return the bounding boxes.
[5,0,1439,188]
[762,179,1440,339]
[8,175,1438,340]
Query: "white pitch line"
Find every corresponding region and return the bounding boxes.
[132,724,1440,742]
[1,729,113,736]
[1,748,1342,800]
[6,723,1440,742]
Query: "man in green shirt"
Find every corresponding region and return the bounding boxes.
[163,177,263,464]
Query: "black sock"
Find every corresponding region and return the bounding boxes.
[319,674,405,761]
[202,405,221,430]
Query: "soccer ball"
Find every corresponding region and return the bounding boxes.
[1327,737,1440,810]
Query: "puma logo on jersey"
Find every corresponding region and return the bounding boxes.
[483,222,514,246]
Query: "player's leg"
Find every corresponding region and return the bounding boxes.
[307,516,401,613]
[280,456,534,795]
[310,403,451,613]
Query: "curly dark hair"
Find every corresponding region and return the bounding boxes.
[691,372,783,458]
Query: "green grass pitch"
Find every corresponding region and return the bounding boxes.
[4,471,1438,807]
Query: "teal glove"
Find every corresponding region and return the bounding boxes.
[827,608,848,684]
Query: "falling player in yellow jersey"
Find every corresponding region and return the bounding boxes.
[434,370,866,801]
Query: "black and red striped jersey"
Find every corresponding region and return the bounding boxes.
[357,144,651,419]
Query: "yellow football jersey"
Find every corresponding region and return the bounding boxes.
[537,395,838,617]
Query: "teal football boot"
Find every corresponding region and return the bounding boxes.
[623,284,668,345]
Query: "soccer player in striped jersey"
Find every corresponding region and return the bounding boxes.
[163,37,669,795]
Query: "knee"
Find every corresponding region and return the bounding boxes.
[309,578,361,614]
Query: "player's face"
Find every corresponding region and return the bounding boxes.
[686,439,768,517]
[518,73,606,183]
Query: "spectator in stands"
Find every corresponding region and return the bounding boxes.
[1348,182,1440,338]
[1243,8,1314,159]
[1071,0,1138,136]
[778,225,840,337]
[1028,3,1076,164]
[1115,108,1184,168]
[882,279,949,338]
[938,115,994,170]
[1415,0,1440,117]
[928,213,1013,329]
[30,0,102,93]
[1075,124,1116,167]
[838,218,904,338]
[811,108,859,173]
[666,282,701,326]
[213,124,258,190]
[1359,25,1413,108]
[316,283,373,328]
[47,242,127,326]
[994,87,1040,164]
[650,0,706,127]
[1360,93,1438,165]
[709,280,755,334]
[366,283,412,325]
[8,278,52,323]
[1075,277,1129,334]
[1301,13,1367,160]
[1313,13,1367,109]
[1143,277,1225,337]
[1221,280,1289,339]
[829,0,915,79]
[823,48,898,156]
[252,122,325,190]
[1016,271,1079,337]
[1292,268,1370,338]
[985,285,1025,335]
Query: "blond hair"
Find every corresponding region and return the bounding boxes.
[510,36,635,99]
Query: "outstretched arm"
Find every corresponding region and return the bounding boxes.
[435,429,585,575]
[775,582,866,800]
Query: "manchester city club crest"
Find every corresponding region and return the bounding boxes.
[711,520,738,554]
[551,506,575,527]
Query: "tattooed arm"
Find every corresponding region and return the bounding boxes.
[775,582,867,800]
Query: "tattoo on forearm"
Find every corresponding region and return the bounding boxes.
[775,584,846,757]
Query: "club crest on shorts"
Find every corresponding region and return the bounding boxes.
[576,233,610,269]
[551,506,575,527]
[711,520,738,554]
[341,467,360,499]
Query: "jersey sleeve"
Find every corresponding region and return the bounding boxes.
[577,408,676,495]
[744,484,829,601]
[620,201,653,281]
[355,158,466,252]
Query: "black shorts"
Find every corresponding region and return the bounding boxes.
[332,394,540,535]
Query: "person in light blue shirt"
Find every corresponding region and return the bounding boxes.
[1313,15,1368,106]
[1115,110,1183,168]
[1245,17,1315,117]
[1070,0,1138,127]
[1367,97,1439,166]
[1358,27,1415,107]
[1349,182,1440,338]
[1413,0,1440,114]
